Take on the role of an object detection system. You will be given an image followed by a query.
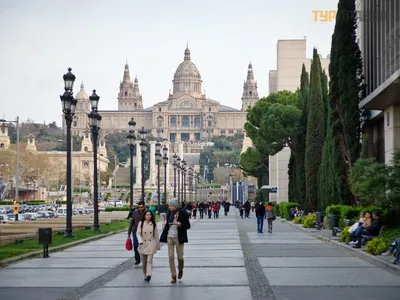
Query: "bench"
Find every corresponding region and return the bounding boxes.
[332,219,350,236]
[361,225,384,246]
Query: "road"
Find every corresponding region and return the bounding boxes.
[0,211,399,300]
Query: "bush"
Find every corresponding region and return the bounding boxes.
[302,213,315,228]
[274,203,280,216]
[293,216,303,224]
[279,202,300,220]
[105,207,130,212]
[365,237,388,255]
[196,183,221,188]
[325,204,388,227]
[339,226,352,243]
[381,228,400,246]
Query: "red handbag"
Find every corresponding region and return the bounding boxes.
[125,237,133,251]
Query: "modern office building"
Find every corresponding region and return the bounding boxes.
[358,0,400,164]
[268,39,330,203]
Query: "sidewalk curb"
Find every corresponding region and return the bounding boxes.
[0,228,128,268]
[280,218,400,275]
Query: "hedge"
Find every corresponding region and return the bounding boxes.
[196,183,221,188]
[278,202,300,220]
[325,204,386,227]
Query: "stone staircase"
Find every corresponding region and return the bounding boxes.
[115,167,131,185]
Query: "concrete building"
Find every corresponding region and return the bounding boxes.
[268,39,330,203]
[358,0,400,164]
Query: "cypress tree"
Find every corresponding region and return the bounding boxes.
[329,0,365,205]
[305,49,325,212]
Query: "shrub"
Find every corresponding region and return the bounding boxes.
[293,216,303,224]
[274,203,280,216]
[302,213,315,228]
[339,226,352,243]
[279,202,300,220]
[105,207,130,212]
[365,237,388,255]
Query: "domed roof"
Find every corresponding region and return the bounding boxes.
[75,82,89,100]
[173,45,201,81]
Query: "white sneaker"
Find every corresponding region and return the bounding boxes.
[349,241,356,245]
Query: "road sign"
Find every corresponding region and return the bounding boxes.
[13,202,19,214]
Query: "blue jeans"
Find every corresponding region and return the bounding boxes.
[132,234,140,263]
[257,216,264,232]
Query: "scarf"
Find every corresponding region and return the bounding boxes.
[168,209,179,224]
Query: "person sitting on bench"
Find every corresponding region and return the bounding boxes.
[352,211,382,249]
[382,238,400,265]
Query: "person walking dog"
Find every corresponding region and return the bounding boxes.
[137,210,160,282]
[159,198,191,283]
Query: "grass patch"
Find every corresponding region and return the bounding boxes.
[0,220,130,261]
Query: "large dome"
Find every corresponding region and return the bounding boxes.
[172,45,202,96]
[75,82,89,100]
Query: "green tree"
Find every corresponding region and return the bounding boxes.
[240,147,269,192]
[245,90,301,157]
[305,48,325,212]
[288,65,309,204]
[329,0,365,205]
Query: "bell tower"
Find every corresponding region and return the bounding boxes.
[117,62,143,111]
[241,62,259,111]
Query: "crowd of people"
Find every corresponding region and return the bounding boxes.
[126,198,276,283]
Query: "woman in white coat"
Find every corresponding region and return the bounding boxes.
[137,210,160,282]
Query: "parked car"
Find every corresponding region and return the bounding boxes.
[0,214,9,224]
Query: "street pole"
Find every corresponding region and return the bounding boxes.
[130,147,134,208]
[15,117,20,221]
[162,145,168,203]
[177,159,180,204]
[157,157,161,206]
[173,154,177,197]
[88,90,101,232]
[65,114,73,237]
[141,146,145,202]
[139,127,147,203]
[114,156,117,207]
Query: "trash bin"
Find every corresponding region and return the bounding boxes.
[38,228,52,258]
[38,228,52,245]
[328,214,339,228]
[315,212,325,224]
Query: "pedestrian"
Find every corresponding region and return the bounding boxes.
[127,201,146,265]
[224,201,231,216]
[192,202,198,219]
[266,202,275,233]
[213,202,218,218]
[158,201,168,230]
[239,204,244,219]
[137,210,160,282]
[148,203,156,216]
[244,200,251,218]
[255,202,266,233]
[199,201,205,219]
[159,198,191,283]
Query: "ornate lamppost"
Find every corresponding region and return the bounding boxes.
[127,118,136,208]
[60,68,77,238]
[181,160,186,206]
[88,90,101,231]
[155,141,162,206]
[172,154,177,197]
[139,127,147,202]
[188,166,193,202]
[162,145,168,203]
[177,157,181,204]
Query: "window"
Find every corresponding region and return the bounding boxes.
[229,130,234,134]
[249,91,252,96]
[209,106,211,112]
[0,143,4,148]
[194,116,201,128]
[135,103,137,108]
[182,116,190,128]
[208,121,212,127]
[220,130,225,134]
[1,127,5,134]
[170,117,177,127]
[159,107,162,112]
[84,146,88,152]
[124,91,127,96]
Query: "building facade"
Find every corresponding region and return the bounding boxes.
[268,39,330,203]
[358,0,400,164]
[68,45,258,143]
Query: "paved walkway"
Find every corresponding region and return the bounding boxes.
[0,211,399,300]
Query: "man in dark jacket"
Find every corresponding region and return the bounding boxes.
[160,198,190,284]
[127,201,146,265]
[255,202,266,233]
[353,211,382,248]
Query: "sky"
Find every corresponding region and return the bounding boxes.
[0,0,337,126]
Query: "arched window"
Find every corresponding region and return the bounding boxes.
[170,117,176,128]
[209,106,211,112]
[194,116,201,128]
[182,116,189,128]
[124,91,128,96]
[249,91,252,96]
[84,146,88,152]
[0,143,4,148]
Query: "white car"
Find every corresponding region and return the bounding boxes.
[0,214,9,224]
[108,200,123,206]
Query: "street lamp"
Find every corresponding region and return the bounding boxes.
[139,127,147,202]
[181,160,186,206]
[162,145,168,203]
[155,141,162,206]
[127,118,136,208]
[176,157,181,204]
[88,90,102,231]
[188,166,193,202]
[172,153,177,197]
[60,68,77,238]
